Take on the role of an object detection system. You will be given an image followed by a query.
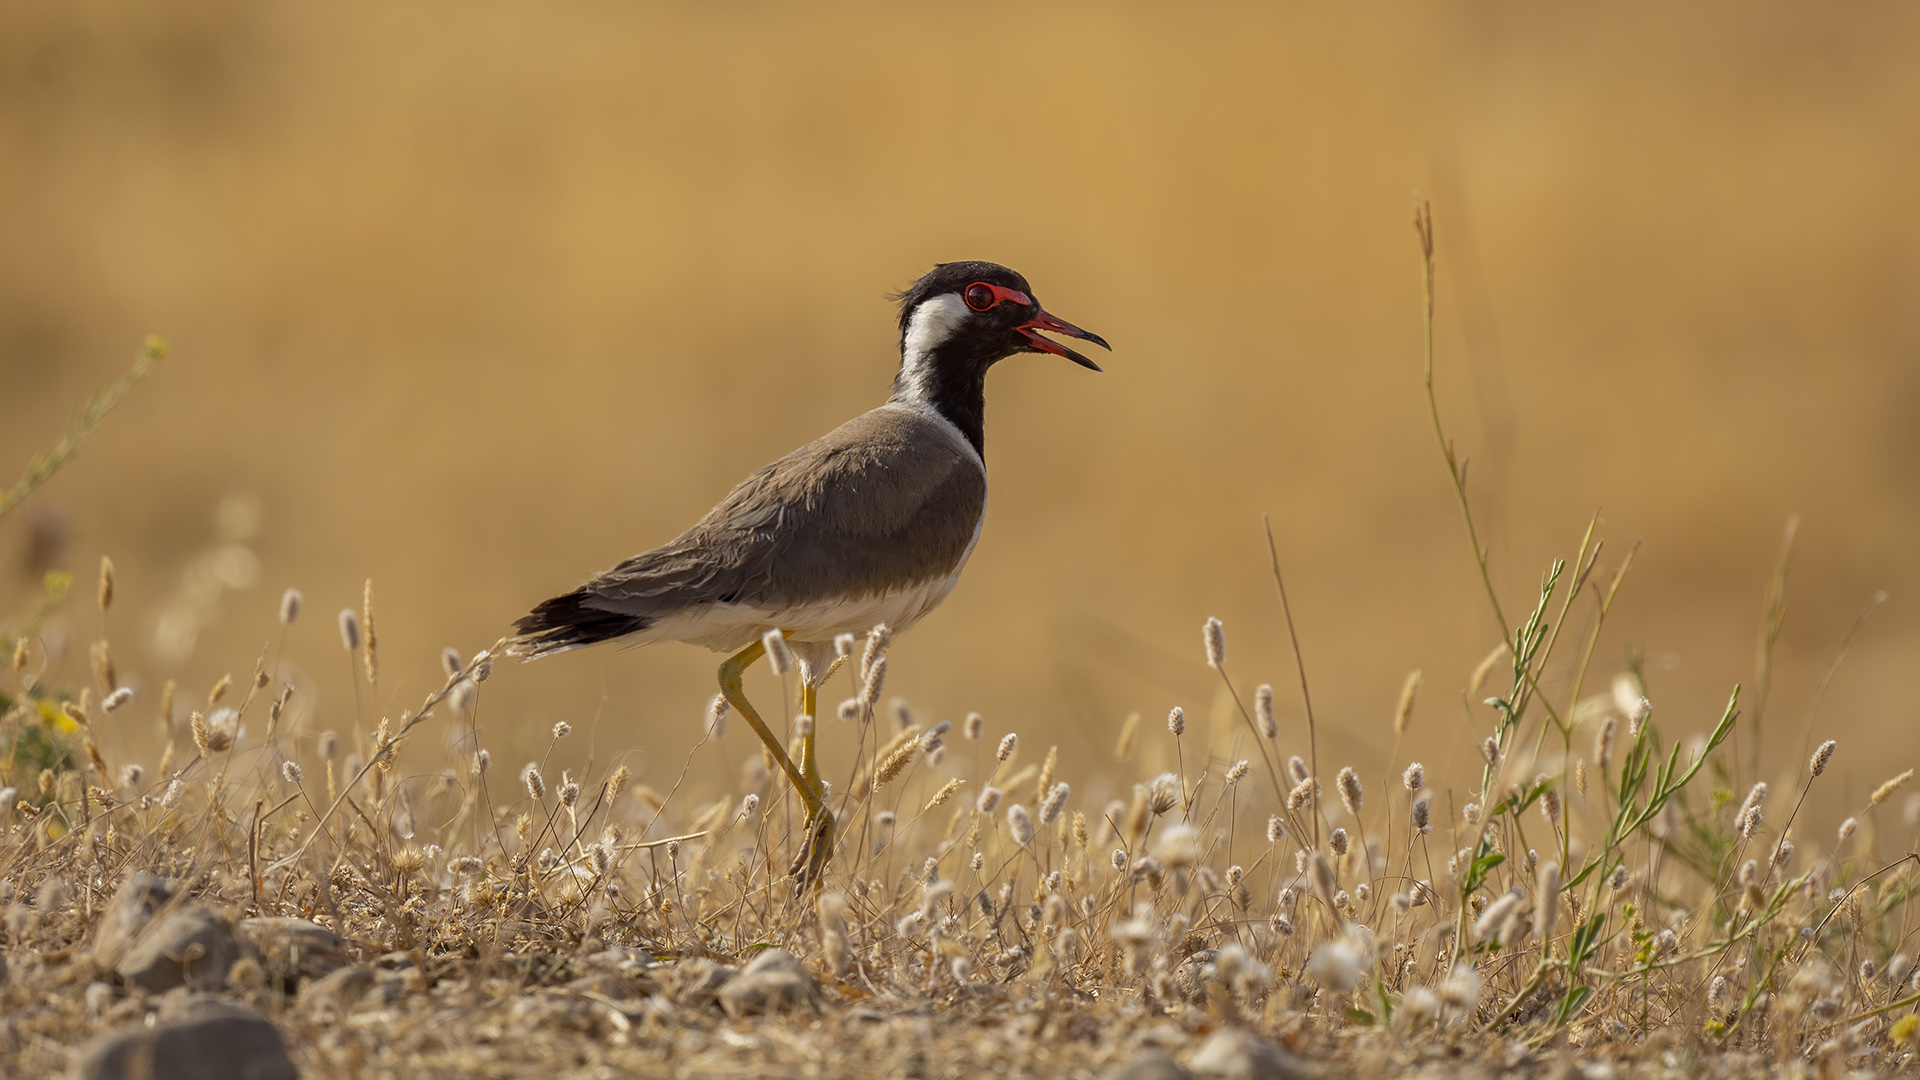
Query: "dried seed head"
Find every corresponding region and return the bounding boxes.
[738,792,760,821]
[1809,739,1836,778]
[318,730,340,761]
[604,764,628,801]
[861,623,892,674]
[89,641,115,694]
[1837,817,1857,844]
[559,774,581,807]
[1036,744,1057,800]
[1540,783,1562,823]
[1872,769,1914,806]
[706,693,729,739]
[860,657,888,711]
[97,556,114,612]
[1150,773,1181,815]
[963,712,985,741]
[1463,802,1481,824]
[338,609,361,653]
[833,632,855,658]
[102,686,134,713]
[796,713,816,739]
[1329,827,1349,856]
[1626,695,1653,737]
[1287,755,1310,785]
[1402,762,1424,792]
[1111,848,1128,871]
[1410,795,1431,834]
[1470,642,1507,693]
[874,810,896,830]
[1166,706,1185,737]
[1736,782,1767,834]
[281,760,303,784]
[975,785,1003,814]
[873,739,918,788]
[1203,617,1226,668]
[361,579,379,684]
[1253,683,1277,738]
[470,649,493,683]
[162,779,184,809]
[1536,862,1561,938]
[1287,777,1316,812]
[10,637,26,672]
[1593,715,1617,770]
[1267,815,1285,844]
[1040,782,1070,826]
[1394,670,1422,735]
[1708,975,1728,1007]
[836,698,860,723]
[279,588,302,626]
[1225,759,1250,784]
[1475,891,1522,944]
[549,720,571,741]
[119,763,143,789]
[1609,865,1630,891]
[762,629,792,675]
[1309,852,1338,912]
[996,732,1018,762]
[1481,737,1500,764]
[1154,823,1201,867]
[522,763,546,800]
[1336,767,1363,816]
[441,647,463,680]
[925,778,963,811]
[1007,804,1034,845]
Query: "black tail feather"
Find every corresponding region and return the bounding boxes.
[508,589,649,659]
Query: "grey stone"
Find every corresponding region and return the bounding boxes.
[115,905,250,993]
[717,948,822,1017]
[665,956,737,1008]
[1187,1030,1319,1080]
[69,1000,297,1080]
[91,874,174,966]
[1107,1052,1196,1080]
[236,917,348,982]
[1172,949,1220,1004]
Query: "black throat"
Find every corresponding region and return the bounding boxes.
[890,347,991,458]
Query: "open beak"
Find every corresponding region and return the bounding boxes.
[1017,309,1111,372]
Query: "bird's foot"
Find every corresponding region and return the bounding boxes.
[788,807,835,894]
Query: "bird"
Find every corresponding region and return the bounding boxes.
[507,261,1109,886]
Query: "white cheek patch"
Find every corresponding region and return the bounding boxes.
[897,293,971,404]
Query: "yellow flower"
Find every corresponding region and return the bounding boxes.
[1892,1014,1919,1045]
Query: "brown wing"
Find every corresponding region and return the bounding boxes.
[509,407,985,656]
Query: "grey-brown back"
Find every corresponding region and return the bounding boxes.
[510,405,986,655]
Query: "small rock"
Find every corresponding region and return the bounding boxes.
[69,1000,297,1080]
[237,916,349,982]
[718,949,822,1017]
[1107,1052,1196,1080]
[1187,1030,1319,1080]
[90,874,174,966]
[665,956,737,1008]
[1172,949,1220,1004]
[298,964,381,1011]
[115,906,250,993]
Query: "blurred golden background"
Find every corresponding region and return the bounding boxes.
[4,4,1917,815]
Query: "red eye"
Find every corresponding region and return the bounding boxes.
[963,282,997,312]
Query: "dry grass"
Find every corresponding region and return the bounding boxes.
[3,225,1920,1078]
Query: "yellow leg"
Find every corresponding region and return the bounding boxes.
[718,638,833,891]
[798,680,822,797]
[719,641,811,801]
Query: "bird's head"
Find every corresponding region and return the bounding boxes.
[892,261,1110,375]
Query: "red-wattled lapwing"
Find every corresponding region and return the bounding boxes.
[508,261,1108,886]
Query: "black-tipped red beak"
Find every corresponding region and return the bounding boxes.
[1017,309,1110,371]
